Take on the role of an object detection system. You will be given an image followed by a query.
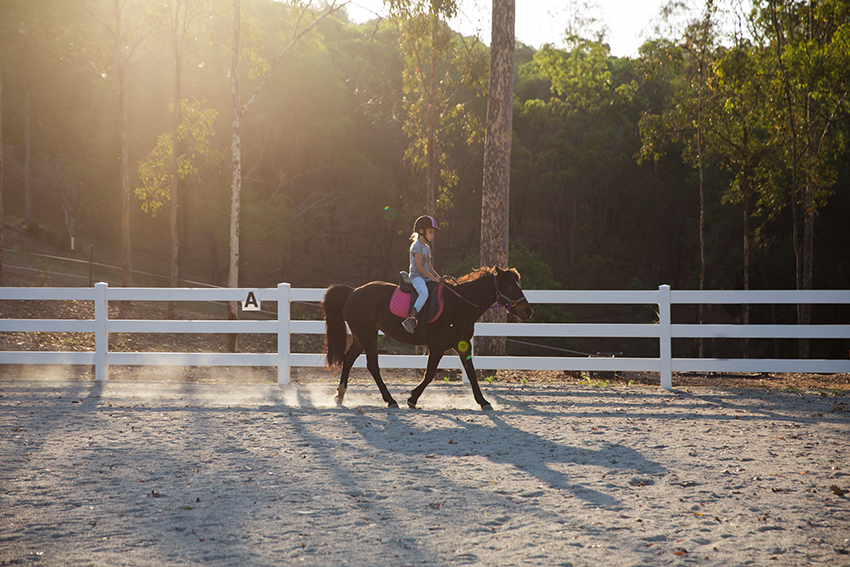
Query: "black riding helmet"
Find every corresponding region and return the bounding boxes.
[413,215,440,233]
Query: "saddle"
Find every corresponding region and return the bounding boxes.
[390,271,444,324]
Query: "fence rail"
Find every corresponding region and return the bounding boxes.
[2,283,849,389]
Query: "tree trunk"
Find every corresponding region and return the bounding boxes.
[0,59,4,285]
[800,172,814,358]
[696,68,705,358]
[426,6,438,215]
[24,32,32,225]
[116,0,132,287]
[478,0,515,358]
[767,0,805,356]
[227,0,242,353]
[168,3,183,320]
[741,165,750,358]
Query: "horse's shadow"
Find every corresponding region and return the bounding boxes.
[345,407,666,509]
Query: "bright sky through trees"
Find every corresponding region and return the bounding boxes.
[344,0,667,57]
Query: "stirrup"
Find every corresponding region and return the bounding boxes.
[402,317,417,334]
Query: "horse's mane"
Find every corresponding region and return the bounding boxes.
[453,267,519,285]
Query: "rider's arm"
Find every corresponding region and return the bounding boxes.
[414,252,441,282]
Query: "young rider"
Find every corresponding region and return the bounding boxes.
[403,215,442,333]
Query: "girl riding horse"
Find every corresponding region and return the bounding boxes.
[323,266,533,410]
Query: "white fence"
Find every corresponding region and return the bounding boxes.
[2,283,849,389]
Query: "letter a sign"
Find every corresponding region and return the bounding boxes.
[242,291,261,312]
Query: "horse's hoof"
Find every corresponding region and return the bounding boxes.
[407,398,417,409]
[388,401,399,409]
[481,403,494,411]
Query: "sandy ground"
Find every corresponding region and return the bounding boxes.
[1,379,849,567]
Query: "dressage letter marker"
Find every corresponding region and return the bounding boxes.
[242,291,261,311]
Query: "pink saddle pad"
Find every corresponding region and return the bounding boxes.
[390,285,444,323]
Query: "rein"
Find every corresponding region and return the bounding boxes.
[440,274,524,313]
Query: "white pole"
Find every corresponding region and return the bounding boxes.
[277,282,291,385]
[658,284,672,390]
[94,282,109,381]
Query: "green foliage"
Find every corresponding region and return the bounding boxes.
[446,241,568,327]
[3,0,850,328]
[447,241,559,289]
[512,39,639,286]
[135,99,220,217]
[386,1,487,214]
[582,374,610,388]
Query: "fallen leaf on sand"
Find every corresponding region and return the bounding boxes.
[830,485,845,497]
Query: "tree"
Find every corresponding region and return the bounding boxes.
[638,0,718,355]
[226,0,346,351]
[706,39,775,353]
[21,27,33,226]
[2,1,51,228]
[526,38,632,273]
[154,0,213,317]
[387,0,487,215]
[478,0,515,357]
[136,98,220,315]
[760,0,850,356]
[71,0,156,286]
[135,99,219,213]
[0,58,4,285]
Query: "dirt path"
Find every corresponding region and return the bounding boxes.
[2,380,849,566]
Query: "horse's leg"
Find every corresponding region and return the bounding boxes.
[335,337,364,406]
[363,345,398,408]
[407,350,444,409]
[457,344,492,410]
[352,327,398,408]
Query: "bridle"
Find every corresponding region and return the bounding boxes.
[441,274,527,313]
[492,274,525,312]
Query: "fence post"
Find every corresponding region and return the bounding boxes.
[94,282,109,381]
[277,283,291,385]
[658,284,672,390]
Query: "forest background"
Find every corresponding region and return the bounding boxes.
[0,0,848,360]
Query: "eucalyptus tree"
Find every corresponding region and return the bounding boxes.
[225,0,346,351]
[149,0,217,317]
[704,39,775,350]
[135,100,220,223]
[67,0,157,286]
[759,0,850,355]
[165,0,200,308]
[2,1,64,229]
[386,0,487,216]
[638,0,719,354]
[477,0,515,356]
[0,61,4,285]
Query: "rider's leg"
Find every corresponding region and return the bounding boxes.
[403,276,429,333]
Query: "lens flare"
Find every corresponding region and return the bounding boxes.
[457,340,469,352]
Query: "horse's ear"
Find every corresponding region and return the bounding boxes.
[494,266,503,274]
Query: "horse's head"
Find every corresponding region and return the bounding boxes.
[494,267,534,321]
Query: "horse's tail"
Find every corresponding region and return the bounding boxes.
[322,284,353,370]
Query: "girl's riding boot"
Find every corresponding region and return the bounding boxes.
[403,308,417,333]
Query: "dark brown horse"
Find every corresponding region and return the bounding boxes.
[322,267,533,410]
